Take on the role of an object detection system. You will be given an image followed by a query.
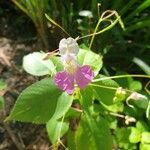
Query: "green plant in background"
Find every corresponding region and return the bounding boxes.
[0,79,7,110]
[6,8,150,150]
[11,0,50,49]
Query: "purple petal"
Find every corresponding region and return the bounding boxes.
[54,71,74,94]
[75,65,94,89]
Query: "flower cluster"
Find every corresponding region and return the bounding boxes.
[54,37,94,94]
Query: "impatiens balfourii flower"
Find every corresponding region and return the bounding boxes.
[54,37,94,94]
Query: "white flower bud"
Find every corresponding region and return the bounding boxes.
[127,92,147,101]
[79,10,93,18]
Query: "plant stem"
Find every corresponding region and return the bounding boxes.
[93,74,150,82]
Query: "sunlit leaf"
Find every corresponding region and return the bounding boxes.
[141,132,150,144]
[77,49,103,76]
[23,52,56,76]
[7,78,62,123]
[116,127,137,149]
[46,92,73,144]
[46,118,69,144]
[51,92,73,120]
[129,127,141,143]
[140,143,150,150]
[136,121,149,132]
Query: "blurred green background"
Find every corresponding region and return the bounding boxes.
[0,0,150,76]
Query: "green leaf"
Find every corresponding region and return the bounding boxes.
[141,132,150,144]
[73,115,112,150]
[46,118,69,144]
[140,143,150,150]
[7,78,62,123]
[126,19,150,33]
[23,52,56,76]
[46,92,73,144]
[133,98,149,109]
[106,102,124,113]
[77,49,103,75]
[50,56,63,72]
[125,0,150,21]
[129,127,141,143]
[115,127,137,150]
[92,75,119,105]
[51,92,73,120]
[129,81,142,91]
[136,121,149,132]
[0,79,7,90]
[0,96,4,110]
[75,89,112,150]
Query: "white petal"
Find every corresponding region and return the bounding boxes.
[59,37,79,55]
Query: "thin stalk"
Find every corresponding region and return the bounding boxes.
[89,17,102,49]
[90,83,133,93]
[77,16,120,40]
[93,74,150,82]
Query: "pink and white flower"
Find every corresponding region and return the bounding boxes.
[54,37,94,94]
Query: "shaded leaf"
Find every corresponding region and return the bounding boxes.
[92,75,119,105]
[0,96,4,110]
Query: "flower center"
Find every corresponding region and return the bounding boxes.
[65,58,78,75]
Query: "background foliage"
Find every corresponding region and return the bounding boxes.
[0,0,150,150]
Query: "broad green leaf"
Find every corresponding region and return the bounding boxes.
[23,52,56,76]
[77,49,103,75]
[0,79,7,90]
[76,89,112,150]
[129,127,141,143]
[129,81,142,91]
[133,98,149,109]
[140,143,150,150]
[7,78,62,123]
[74,115,112,150]
[80,86,94,108]
[51,92,73,120]
[67,131,76,150]
[115,127,137,150]
[46,119,69,144]
[0,96,4,110]
[91,75,119,105]
[136,121,149,132]
[46,92,73,144]
[141,132,150,144]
